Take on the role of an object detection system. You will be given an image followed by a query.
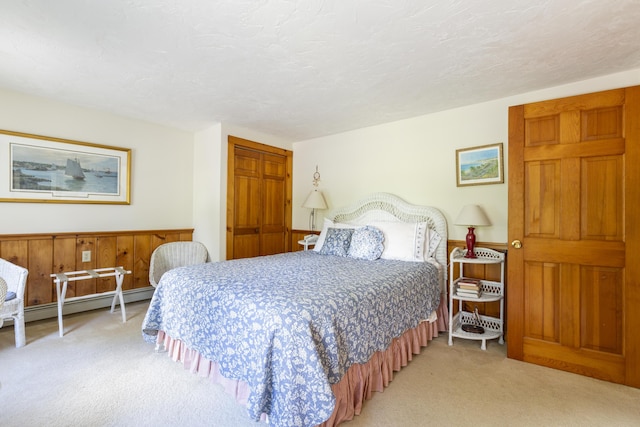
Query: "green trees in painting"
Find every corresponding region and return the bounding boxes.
[461,157,499,180]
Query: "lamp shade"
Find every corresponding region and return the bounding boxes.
[302,190,327,210]
[454,204,491,226]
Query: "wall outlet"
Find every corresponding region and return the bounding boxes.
[82,250,91,262]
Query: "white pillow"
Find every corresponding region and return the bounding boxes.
[313,218,356,252]
[368,221,428,262]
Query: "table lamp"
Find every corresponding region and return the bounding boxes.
[303,189,327,230]
[454,204,491,258]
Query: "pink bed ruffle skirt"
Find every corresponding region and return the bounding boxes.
[156,298,448,427]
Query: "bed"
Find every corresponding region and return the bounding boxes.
[142,192,448,427]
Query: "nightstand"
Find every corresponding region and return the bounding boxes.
[448,247,505,350]
[298,239,316,251]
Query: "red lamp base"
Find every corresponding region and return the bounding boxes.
[464,226,477,258]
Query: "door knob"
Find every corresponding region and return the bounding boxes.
[511,240,522,249]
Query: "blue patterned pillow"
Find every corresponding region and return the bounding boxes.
[347,226,385,260]
[319,227,354,257]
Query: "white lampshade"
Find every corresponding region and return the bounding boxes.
[454,204,491,227]
[303,190,327,210]
[303,190,327,230]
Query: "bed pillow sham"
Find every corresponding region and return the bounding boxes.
[426,228,442,259]
[347,225,385,260]
[319,227,355,257]
[367,221,428,262]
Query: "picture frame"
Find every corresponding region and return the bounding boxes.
[0,129,131,204]
[456,143,504,187]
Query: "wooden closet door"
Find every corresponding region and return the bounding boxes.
[261,152,287,255]
[227,137,292,260]
[230,147,262,259]
[507,86,640,387]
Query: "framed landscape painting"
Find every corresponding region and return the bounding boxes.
[0,129,131,204]
[456,143,504,187]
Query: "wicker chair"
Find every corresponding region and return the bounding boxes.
[0,258,29,347]
[149,241,208,288]
[0,278,7,309]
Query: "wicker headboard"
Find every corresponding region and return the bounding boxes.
[327,192,448,281]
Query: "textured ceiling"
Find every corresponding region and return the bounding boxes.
[1,0,639,140]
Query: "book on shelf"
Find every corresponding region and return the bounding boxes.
[458,283,480,291]
[457,288,480,295]
[456,287,482,298]
[457,277,481,286]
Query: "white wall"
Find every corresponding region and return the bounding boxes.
[292,68,640,244]
[0,88,194,234]
[193,123,223,260]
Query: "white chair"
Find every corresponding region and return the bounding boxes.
[0,278,7,308]
[0,258,29,347]
[149,241,208,288]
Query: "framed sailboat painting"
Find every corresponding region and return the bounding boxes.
[0,129,131,204]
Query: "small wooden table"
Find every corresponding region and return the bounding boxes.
[50,267,131,337]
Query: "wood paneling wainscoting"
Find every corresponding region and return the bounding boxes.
[0,228,193,322]
[448,240,508,326]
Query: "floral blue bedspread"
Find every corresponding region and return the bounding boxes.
[142,251,440,427]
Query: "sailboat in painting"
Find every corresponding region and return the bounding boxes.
[65,158,85,180]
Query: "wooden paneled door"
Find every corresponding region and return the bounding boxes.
[507,86,640,387]
[226,136,292,260]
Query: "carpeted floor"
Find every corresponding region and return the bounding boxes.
[1,301,639,426]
